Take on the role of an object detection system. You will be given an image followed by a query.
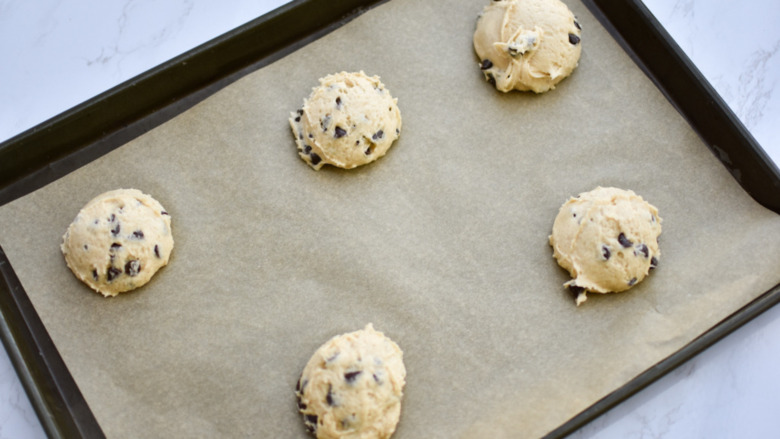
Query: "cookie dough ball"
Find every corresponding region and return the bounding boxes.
[296,324,406,439]
[61,189,173,297]
[549,187,661,305]
[473,0,582,93]
[290,71,402,170]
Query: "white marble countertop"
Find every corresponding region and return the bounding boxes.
[0,0,778,437]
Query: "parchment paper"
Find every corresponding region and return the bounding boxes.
[1,0,779,437]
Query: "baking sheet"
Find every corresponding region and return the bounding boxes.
[1,0,779,437]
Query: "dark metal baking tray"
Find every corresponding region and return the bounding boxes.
[0,0,778,437]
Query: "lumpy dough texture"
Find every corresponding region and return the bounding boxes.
[473,0,582,93]
[61,189,174,296]
[290,71,402,170]
[549,187,661,305]
[296,324,406,439]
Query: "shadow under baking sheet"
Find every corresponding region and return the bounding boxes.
[0,0,779,438]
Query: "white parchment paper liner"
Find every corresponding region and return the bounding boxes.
[1,0,779,437]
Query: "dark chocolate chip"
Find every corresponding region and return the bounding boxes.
[334,126,347,138]
[294,116,301,122]
[568,285,585,300]
[326,384,335,406]
[637,244,649,258]
[161,211,169,216]
[335,97,342,108]
[373,373,380,383]
[107,266,122,282]
[344,371,362,383]
[154,245,160,258]
[304,414,318,433]
[308,133,313,139]
[486,73,496,86]
[618,233,633,248]
[110,243,122,250]
[650,256,659,269]
[109,213,116,222]
[602,245,611,260]
[132,230,144,239]
[304,145,312,154]
[92,269,98,281]
[297,400,307,410]
[365,147,372,155]
[125,260,141,277]
[628,277,638,286]
[321,115,331,131]
[395,128,400,135]
[372,130,384,140]
[574,20,581,30]
[310,153,322,166]
[569,33,581,45]
[480,59,493,70]
[83,244,88,250]
[111,224,121,236]
[297,109,304,116]
[296,378,301,392]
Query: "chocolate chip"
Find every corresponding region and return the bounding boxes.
[161,211,169,216]
[321,115,331,132]
[326,385,335,406]
[295,378,301,392]
[650,256,659,269]
[109,214,116,222]
[637,244,649,258]
[480,59,493,70]
[372,130,384,140]
[92,269,98,281]
[568,285,585,300]
[574,20,581,30]
[304,414,318,433]
[344,371,362,383]
[154,245,160,258]
[132,230,144,239]
[125,260,141,277]
[569,34,581,45]
[297,400,307,410]
[628,277,637,286]
[294,116,301,122]
[297,109,304,116]
[602,245,611,260]
[334,126,347,138]
[618,233,633,248]
[335,97,342,108]
[107,266,122,282]
[373,373,381,383]
[310,153,322,166]
[364,147,372,155]
[110,243,122,250]
[304,145,312,154]
[486,73,496,86]
[326,352,340,363]
[395,128,400,135]
[83,244,88,250]
[308,133,313,139]
[111,223,121,236]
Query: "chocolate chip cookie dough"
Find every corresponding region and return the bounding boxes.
[290,71,402,170]
[549,187,661,305]
[61,189,173,296]
[473,0,582,93]
[296,324,406,439]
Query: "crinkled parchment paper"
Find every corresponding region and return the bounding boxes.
[1,0,779,437]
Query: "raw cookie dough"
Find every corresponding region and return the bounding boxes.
[473,0,582,93]
[61,189,173,297]
[290,71,402,170]
[549,187,661,305]
[296,324,406,439]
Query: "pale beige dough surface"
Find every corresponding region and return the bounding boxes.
[549,187,661,305]
[289,71,402,170]
[296,324,406,439]
[61,188,173,296]
[473,0,582,93]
